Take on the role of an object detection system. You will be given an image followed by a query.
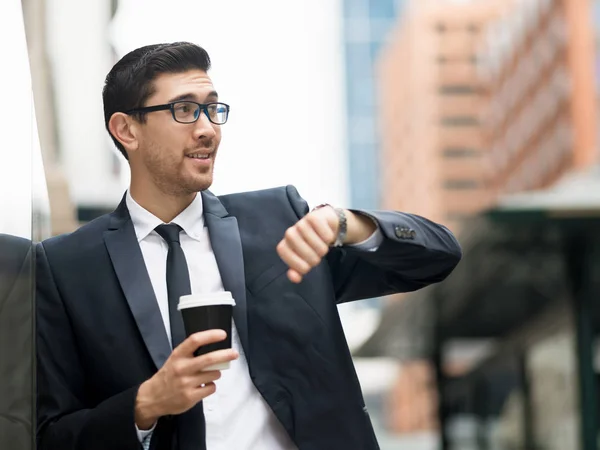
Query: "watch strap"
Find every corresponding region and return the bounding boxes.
[332,208,347,247]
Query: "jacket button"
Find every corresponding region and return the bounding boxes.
[394,226,406,239]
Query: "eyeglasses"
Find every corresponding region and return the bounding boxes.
[125,101,230,125]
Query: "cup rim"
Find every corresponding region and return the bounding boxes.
[178,291,236,310]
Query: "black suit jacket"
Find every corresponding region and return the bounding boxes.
[36,186,461,450]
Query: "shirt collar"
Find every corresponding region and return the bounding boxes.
[126,190,205,242]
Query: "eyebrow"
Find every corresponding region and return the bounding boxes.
[167,91,219,103]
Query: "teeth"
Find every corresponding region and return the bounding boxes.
[188,153,210,159]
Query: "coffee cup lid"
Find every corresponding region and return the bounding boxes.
[178,291,236,310]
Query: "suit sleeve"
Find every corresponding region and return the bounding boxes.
[285,185,462,303]
[36,243,142,450]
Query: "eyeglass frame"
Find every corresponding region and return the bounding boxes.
[124,101,230,125]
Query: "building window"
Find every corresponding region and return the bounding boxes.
[467,24,479,34]
[439,85,479,95]
[444,179,481,190]
[441,116,480,126]
[443,147,480,158]
[368,0,397,20]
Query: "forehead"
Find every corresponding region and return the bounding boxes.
[149,70,216,102]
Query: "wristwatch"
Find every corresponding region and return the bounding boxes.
[312,204,347,247]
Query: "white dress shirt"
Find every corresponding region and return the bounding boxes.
[126,191,382,450]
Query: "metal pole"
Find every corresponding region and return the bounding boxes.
[433,293,448,450]
[566,231,597,450]
[474,378,489,450]
[518,352,535,450]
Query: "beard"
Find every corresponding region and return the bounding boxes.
[143,139,217,197]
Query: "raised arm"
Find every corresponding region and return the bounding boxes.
[277,185,462,303]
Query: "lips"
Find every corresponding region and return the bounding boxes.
[187,153,210,160]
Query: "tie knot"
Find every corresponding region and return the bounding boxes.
[155,224,183,244]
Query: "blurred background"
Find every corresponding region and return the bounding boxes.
[4,0,600,448]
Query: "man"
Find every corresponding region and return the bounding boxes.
[36,42,462,450]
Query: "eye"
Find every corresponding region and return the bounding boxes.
[175,103,191,113]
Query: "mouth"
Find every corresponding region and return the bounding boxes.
[185,150,214,170]
[186,151,213,160]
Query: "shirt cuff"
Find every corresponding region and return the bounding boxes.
[136,423,156,443]
[347,226,383,252]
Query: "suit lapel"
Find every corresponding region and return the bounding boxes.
[201,191,250,359]
[104,196,171,370]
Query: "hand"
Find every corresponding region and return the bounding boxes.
[134,330,239,429]
[276,206,338,284]
[277,206,378,283]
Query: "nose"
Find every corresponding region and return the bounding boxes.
[192,109,217,141]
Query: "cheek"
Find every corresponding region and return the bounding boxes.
[214,127,223,145]
[145,131,182,160]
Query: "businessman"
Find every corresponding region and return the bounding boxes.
[36,42,462,450]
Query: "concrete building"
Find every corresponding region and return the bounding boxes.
[376,0,597,437]
[379,0,597,233]
[377,1,506,435]
[481,0,597,198]
[378,1,505,235]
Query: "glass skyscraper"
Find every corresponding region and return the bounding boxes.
[342,0,407,209]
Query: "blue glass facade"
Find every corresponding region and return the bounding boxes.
[342,0,407,209]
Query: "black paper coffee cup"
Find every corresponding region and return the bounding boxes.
[177,292,236,370]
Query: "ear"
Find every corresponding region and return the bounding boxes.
[108,112,140,156]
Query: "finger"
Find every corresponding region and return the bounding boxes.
[190,381,218,403]
[284,225,321,267]
[192,370,222,386]
[296,220,330,258]
[276,240,311,275]
[177,367,224,388]
[193,348,239,371]
[306,212,336,245]
[174,329,227,358]
[287,269,303,284]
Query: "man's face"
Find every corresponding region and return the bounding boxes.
[134,70,222,196]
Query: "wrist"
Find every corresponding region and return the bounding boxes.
[343,210,377,245]
[135,379,160,430]
[311,204,376,246]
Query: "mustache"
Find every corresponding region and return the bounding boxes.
[187,139,216,152]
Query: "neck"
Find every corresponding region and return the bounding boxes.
[129,178,196,224]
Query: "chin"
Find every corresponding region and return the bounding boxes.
[188,177,213,193]
[175,169,214,194]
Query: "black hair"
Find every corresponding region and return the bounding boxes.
[102,42,211,160]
